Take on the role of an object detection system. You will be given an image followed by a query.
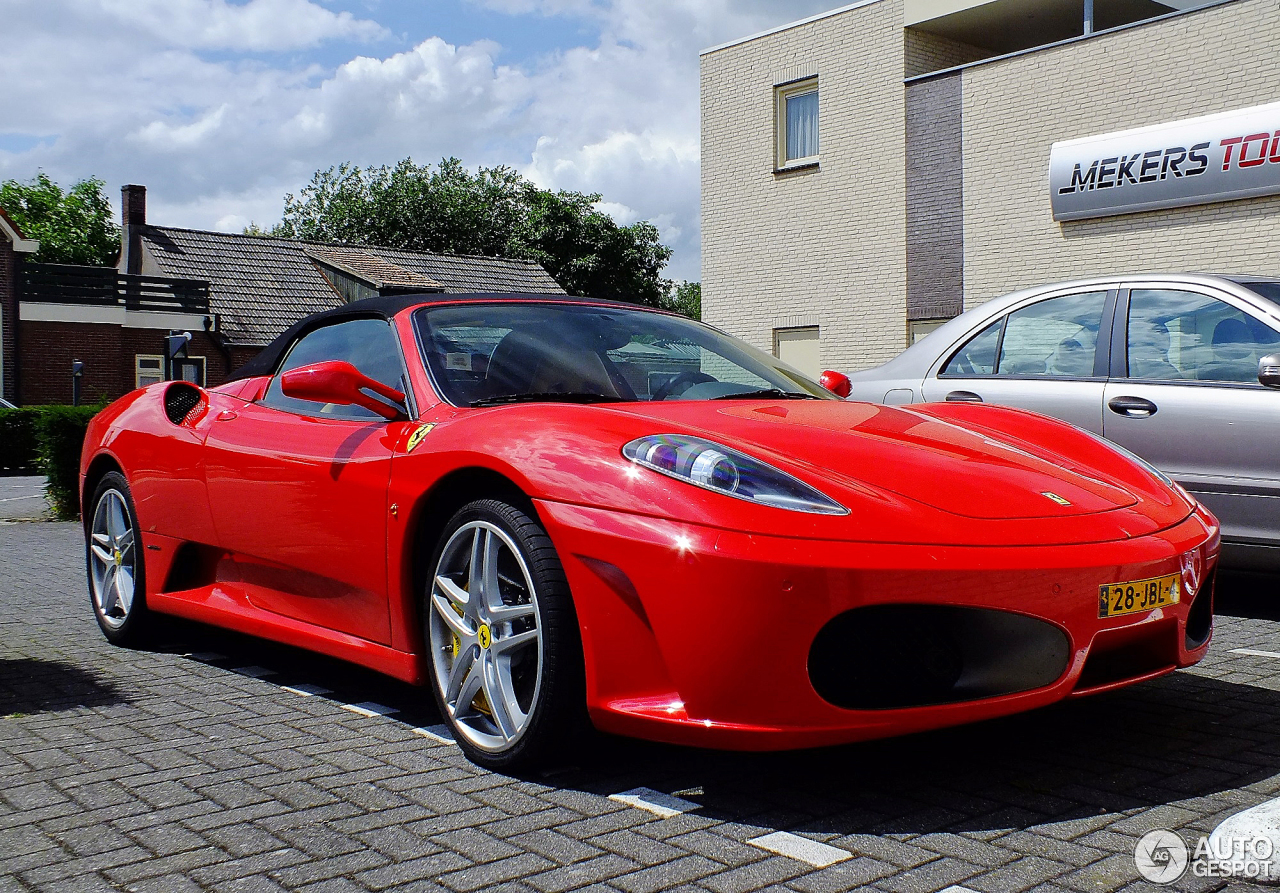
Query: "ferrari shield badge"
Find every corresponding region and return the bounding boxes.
[405,423,435,453]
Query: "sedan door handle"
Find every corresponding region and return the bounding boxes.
[1108,396,1158,418]
[945,390,983,403]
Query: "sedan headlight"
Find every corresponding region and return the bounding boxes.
[623,434,848,515]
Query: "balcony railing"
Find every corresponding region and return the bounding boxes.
[21,263,210,314]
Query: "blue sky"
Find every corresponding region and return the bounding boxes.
[0,0,833,283]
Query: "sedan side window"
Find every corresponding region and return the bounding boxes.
[261,318,406,419]
[941,319,1002,376]
[1128,290,1280,384]
[940,291,1107,378]
[997,291,1107,377]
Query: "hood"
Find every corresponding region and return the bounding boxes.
[606,400,1138,520]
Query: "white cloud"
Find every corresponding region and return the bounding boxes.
[0,0,835,284]
[97,0,387,51]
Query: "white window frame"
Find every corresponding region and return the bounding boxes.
[175,355,207,386]
[775,78,820,171]
[135,355,164,389]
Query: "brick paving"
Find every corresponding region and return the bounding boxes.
[4,520,1280,892]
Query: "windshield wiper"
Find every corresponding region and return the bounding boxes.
[709,388,821,401]
[470,392,627,407]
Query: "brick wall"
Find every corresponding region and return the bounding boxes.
[961,0,1280,307]
[0,241,17,402]
[906,72,964,321]
[903,29,990,78]
[18,322,248,405]
[701,0,908,373]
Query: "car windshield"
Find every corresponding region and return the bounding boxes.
[415,303,835,406]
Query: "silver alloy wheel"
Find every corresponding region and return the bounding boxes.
[89,489,136,629]
[428,520,543,752]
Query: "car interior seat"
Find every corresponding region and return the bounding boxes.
[1200,317,1257,382]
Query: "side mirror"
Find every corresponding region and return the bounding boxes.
[279,361,407,420]
[820,370,852,399]
[1259,355,1280,389]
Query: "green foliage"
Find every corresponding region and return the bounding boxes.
[664,281,701,320]
[35,406,99,520]
[0,173,120,266]
[0,408,41,475]
[275,158,675,307]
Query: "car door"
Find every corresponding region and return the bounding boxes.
[920,287,1115,433]
[1103,284,1280,548]
[203,317,410,644]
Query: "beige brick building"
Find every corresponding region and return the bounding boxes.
[701,0,1280,376]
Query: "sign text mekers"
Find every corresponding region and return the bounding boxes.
[1050,100,1280,221]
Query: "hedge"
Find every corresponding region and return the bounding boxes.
[36,406,100,520]
[0,405,99,520]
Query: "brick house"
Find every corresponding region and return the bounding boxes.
[0,208,39,403]
[6,185,564,405]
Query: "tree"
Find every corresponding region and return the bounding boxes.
[0,173,120,266]
[666,281,701,320]
[274,158,674,307]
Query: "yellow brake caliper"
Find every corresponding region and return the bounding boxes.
[450,600,491,716]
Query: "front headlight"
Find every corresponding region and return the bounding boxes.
[623,434,848,515]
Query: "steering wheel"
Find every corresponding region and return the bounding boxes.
[651,371,716,401]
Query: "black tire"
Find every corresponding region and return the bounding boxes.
[86,471,153,647]
[423,498,587,771]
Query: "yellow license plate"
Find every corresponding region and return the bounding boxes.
[1098,573,1180,618]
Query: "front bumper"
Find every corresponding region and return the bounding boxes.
[536,499,1219,750]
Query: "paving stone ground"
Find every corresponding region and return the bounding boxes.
[0,478,50,521]
[4,520,1280,893]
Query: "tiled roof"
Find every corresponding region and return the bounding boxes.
[304,247,443,291]
[138,226,565,346]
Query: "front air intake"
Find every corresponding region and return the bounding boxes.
[808,605,1071,710]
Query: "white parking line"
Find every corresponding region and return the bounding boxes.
[231,665,274,678]
[280,683,332,697]
[609,787,700,818]
[939,887,979,893]
[746,831,851,867]
[342,701,397,718]
[412,724,456,744]
[1230,648,1280,660]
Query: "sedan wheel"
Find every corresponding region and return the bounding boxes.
[426,499,585,769]
[87,471,151,645]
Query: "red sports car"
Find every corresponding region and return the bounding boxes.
[81,294,1219,769]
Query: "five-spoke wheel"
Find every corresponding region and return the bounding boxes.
[87,471,151,645]
[426,499,585,769]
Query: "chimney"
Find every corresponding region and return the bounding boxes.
[120,184,146,274]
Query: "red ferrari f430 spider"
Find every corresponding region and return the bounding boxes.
[81,294,1219,768]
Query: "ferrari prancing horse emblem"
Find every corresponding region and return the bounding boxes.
[405,423,435,453]
[1041,491,1072,506]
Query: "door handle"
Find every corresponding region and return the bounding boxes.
[1108,396,1158,417]
[945,390,983,403]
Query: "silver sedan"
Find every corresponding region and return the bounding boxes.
[847,274,1280,570]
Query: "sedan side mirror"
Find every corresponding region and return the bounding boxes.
[1260,354,1280,389]
[820,370,852,398]
[280,360,407,420]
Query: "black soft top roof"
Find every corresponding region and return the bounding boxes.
[228,291,656,381]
